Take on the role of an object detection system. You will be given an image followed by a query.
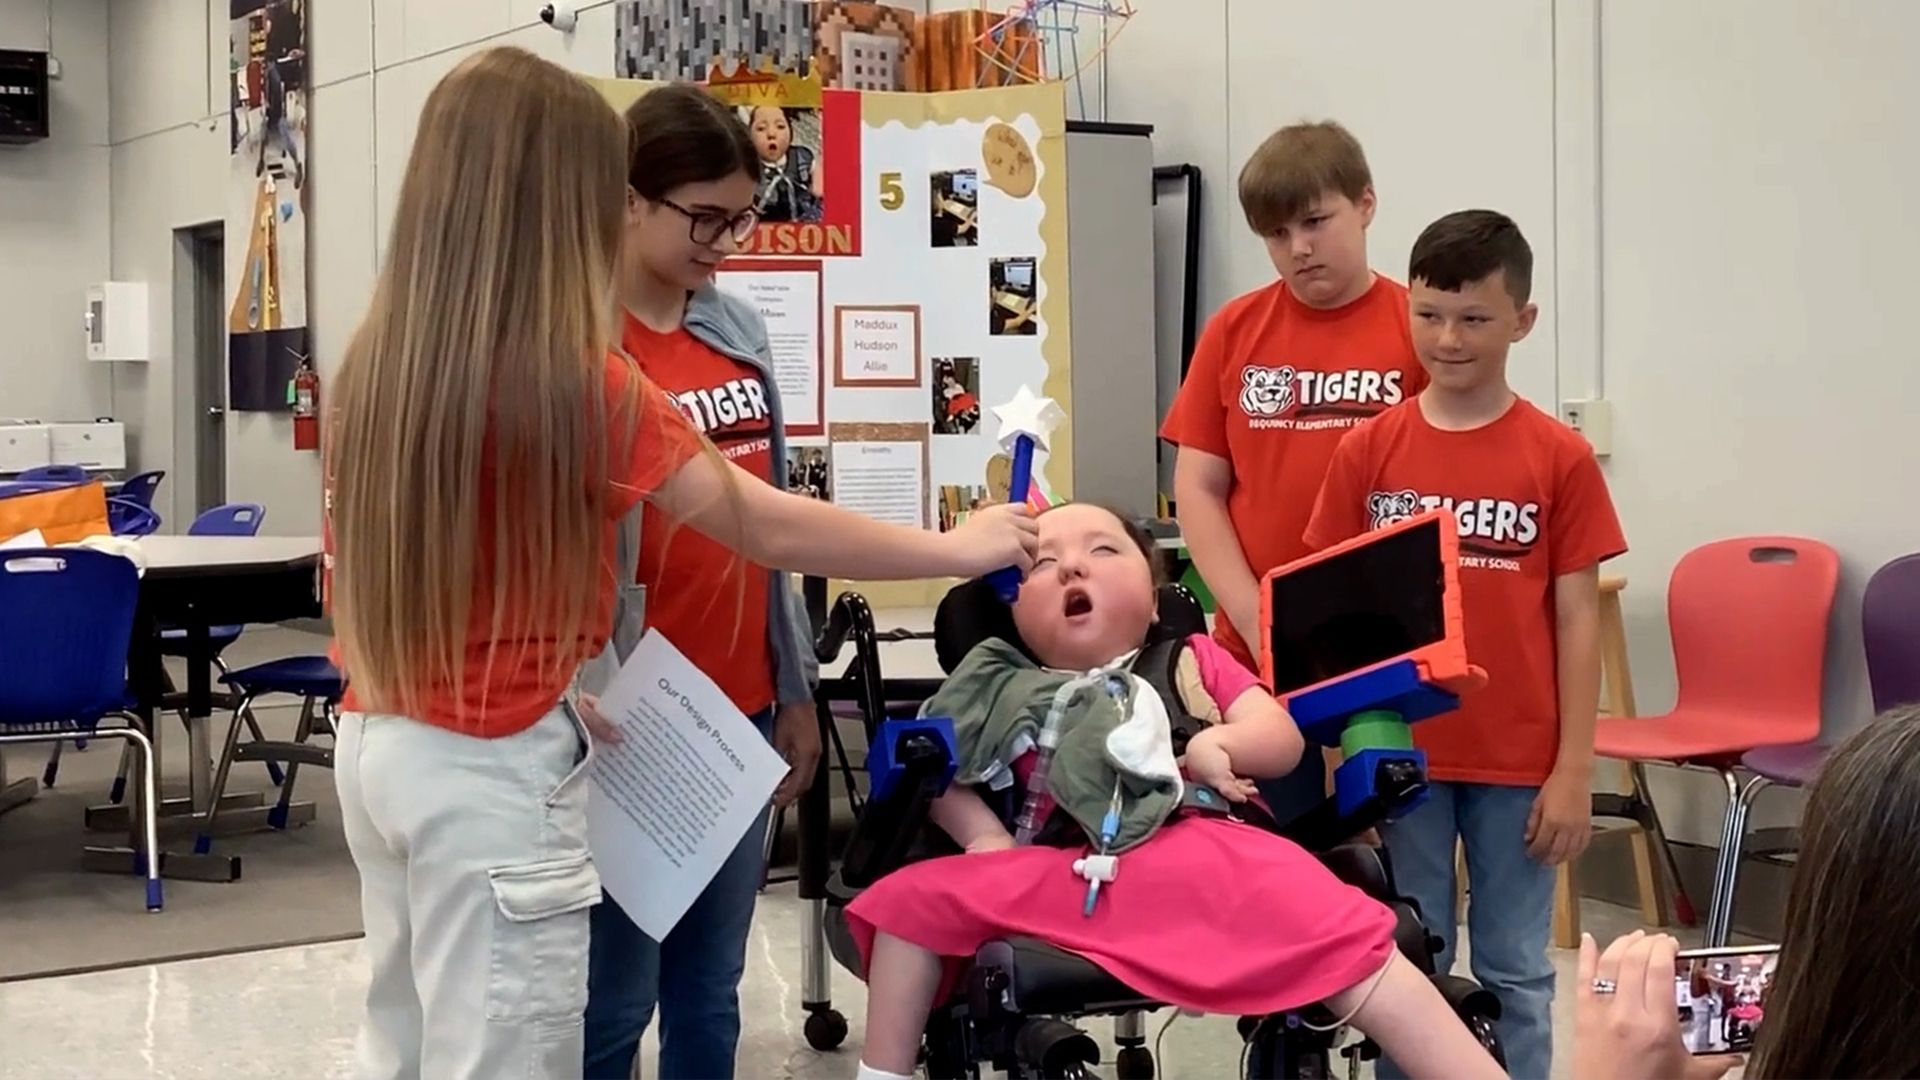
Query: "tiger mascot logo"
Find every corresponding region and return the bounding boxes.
[1238,365,1297,417]
[1367,490,1423,531]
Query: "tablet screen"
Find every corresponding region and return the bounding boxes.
[1266,516,1448,696]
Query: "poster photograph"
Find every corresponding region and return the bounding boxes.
[705,70,864,257]
[931,357,981,435]
[786,444,831,501]
[931,169,979,247]
[227,0,309,412]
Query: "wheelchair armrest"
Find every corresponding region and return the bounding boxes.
[838,727,957,889]
[1275,756,1427,853]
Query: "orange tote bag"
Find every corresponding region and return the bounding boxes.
[0,481,111,545]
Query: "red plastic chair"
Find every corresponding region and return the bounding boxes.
[1592,536,1838,947]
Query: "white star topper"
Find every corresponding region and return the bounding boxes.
[991,385,1065,453]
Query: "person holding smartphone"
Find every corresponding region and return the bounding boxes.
[1576,710,1920,1080]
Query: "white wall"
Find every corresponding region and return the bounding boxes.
[106,0,616,533]
[0,0,113,425]
[1596,0,1920,840]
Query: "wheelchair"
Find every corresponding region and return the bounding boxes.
[799,578,1506,1079]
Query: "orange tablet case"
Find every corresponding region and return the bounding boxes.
[1255,508,1487,703]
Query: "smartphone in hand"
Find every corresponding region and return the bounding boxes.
[1674,945,1780,1055]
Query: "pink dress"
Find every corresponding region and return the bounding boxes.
[844,636,1399,1016]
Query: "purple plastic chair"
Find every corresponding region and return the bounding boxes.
[1712,552,1920,942]
[17,464,87,484]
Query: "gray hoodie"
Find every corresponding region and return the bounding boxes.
[583,284,819,712]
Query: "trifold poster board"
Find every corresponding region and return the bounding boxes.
[597,72,1073,607]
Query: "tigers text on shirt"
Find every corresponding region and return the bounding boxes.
[1304,398,1627,786]
[623,314,778,716]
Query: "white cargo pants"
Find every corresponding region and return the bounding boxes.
[333,703,602,1080]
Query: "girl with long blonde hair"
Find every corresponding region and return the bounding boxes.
[326,48,1035,1080]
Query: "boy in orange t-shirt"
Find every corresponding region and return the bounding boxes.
[1159,121,1426,820]
[1303,210,1626,1080]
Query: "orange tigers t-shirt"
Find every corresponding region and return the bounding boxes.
[1303,397,1627,786]
[331,354,703,737]
[1160,275,1426,669]
[624,313,776,717]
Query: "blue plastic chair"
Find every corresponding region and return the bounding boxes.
[106,504,279,802]
[0,548,164,910]
[195,654,344,854]
[158,503,266,669]
[17,464,88,484]
[107,496,161,537]
[115,470,166,508]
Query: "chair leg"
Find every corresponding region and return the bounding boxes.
[1701,768,1747,948]
[1631,763,1698,926]
[1707,773,1771,948]
[41,740,63,787]
[241,709,285,787]
[110,741,131,804]
[92,717,165,911]
[1553,861,1580,949]
[119,722,165,912]
[268,696,318,830]
[193,693,256,854]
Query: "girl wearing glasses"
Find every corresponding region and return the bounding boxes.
[581,83,816,1080]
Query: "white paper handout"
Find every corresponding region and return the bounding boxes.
[586,630,790,941]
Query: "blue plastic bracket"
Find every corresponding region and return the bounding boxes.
[1334,747,1431,820]
[865,716,959,803]
[1286,658,1461,747]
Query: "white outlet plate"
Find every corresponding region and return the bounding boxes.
[1561,398,1613,457]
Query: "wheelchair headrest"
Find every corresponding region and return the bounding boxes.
[932,577,1210,674]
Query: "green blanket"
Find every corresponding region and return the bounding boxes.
[922,638,1181,853]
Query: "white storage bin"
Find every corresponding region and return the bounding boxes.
[48,421,126,470]
[0,423,52,473]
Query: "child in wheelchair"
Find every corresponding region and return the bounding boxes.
[844,502,1505,1079]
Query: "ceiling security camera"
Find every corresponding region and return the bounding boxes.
[538,2,578,32]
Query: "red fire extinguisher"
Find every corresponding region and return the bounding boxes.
[291,359,320,452]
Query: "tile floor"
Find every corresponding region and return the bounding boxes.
[0,886,1663,1080]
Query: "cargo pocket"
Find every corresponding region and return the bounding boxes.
[484,853,602,1022]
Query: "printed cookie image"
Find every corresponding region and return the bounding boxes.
[981,122,1036,198]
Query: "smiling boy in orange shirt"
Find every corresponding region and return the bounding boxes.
[1304,210,1626,1080]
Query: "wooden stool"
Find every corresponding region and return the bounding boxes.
[1551,577,1669,947]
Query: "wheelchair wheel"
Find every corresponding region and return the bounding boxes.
[1468,1013,1505,1070]
[1115,1045,1155,1079]
[805,1007,849,1051]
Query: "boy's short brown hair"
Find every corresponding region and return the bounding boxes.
[1409,209,1534,306]
[1237,120,1373,236]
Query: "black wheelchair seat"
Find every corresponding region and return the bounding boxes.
[808,564,1507,1078]
[975,937,1154,1018]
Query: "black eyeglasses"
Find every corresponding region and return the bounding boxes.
[657,197,759,246]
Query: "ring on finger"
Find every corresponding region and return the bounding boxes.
[1590,978,1618,995]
